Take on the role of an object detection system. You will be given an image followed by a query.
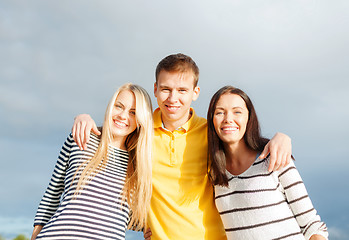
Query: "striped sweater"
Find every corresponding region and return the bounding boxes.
[215,156,328,240]
[34,133,130,240]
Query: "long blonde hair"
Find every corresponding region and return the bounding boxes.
[74,83,153,230]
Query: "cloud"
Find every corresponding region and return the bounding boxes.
[328,226,349,240]
[1,1,348,239]
[0,216,33,240]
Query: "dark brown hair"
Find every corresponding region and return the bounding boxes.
[207,86,269,186]
[155,53,200,87]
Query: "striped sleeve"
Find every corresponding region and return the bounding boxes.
[278,160,328,240]
[33,133,73,226]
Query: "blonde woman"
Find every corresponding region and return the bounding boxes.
[31,83,153,240]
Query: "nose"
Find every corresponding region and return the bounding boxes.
[167,91,178,103]
[224,111,233,123]
[118,109,127,119]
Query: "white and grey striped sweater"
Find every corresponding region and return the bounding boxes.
[34,133,130,240]
[215,156,328,240]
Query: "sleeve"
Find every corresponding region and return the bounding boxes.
[33,133,74,226]
[278,160,328,240]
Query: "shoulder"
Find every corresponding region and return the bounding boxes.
[277,160,298,179]
[190,110,207,130]
[196,115,207,126]
[90,132,101,143]
[64,133,76,149]
[86,133,101,150]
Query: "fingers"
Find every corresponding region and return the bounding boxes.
[92,123,101,136]
[144,233,152,239]
[266,132,293,172]
[143,228,152,240]
[268,148,277,172]
[71,114,96,150]
[82,121,99,150]
[75,121,83,150]
[259,142,270,160]
[83,124,90,151]
[275,152,285,171]
[268,147,292,172]
[83,123,100,150]
[81,121,88,150]
[274,150,283,171]
[260,142,276,172]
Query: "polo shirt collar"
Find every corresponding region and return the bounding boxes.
[153,107,197,132]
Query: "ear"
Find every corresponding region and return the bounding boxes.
[192,86,200,101]
[154,82,158,98]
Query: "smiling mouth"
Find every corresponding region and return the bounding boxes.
[165,105,180,111]
[113,119,127,128]
[221,126,238,132]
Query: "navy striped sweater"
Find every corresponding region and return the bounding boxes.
[34,133,130,240]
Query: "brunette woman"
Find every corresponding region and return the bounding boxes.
[207,86,328,240]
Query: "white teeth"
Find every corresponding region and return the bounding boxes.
[114,120,127,127]
[222,127,238,131]
[167,106,179,110]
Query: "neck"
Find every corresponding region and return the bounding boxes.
[110,136,127,150]
[162,110,192,131]
[223,140,257,175]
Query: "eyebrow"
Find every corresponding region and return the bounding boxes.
[115,101,124,107]
[115,101,135,111]
[215,106,244,110]
[158,84,170,88]
[159,85,189,90]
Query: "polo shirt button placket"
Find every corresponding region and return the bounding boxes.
[170,134,175,165]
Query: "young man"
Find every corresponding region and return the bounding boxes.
[72,53,292,240]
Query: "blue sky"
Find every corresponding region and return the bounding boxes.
[1,0,348,239]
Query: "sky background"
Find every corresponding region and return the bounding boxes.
[1,0,348,239]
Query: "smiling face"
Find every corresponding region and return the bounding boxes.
[154,70,200,131]
[110,90,137,147]
[213,93,249,146]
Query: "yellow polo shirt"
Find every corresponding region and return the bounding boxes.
[148,108,226,240]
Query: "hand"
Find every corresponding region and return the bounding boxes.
[259,132,292,172]
[71,114,100,150]
[143,227,152,240]
[31,225,43,240]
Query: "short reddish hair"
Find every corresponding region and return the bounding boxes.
[155,53,200,87]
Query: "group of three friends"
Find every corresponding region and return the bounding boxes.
[32,53,328,240]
